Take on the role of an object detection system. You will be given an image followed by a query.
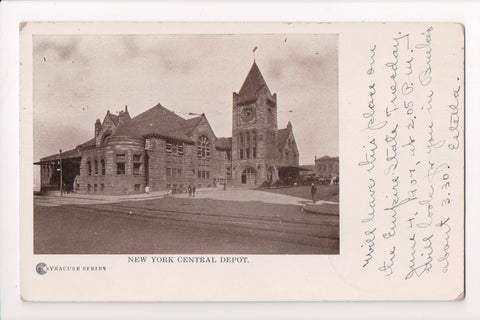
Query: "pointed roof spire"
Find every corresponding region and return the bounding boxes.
[237,61,272,103]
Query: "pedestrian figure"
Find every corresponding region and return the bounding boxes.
[187,184,191,197]
[192,185,196,197]
[311,183,317,204]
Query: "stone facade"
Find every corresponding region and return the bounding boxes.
[38,61,299,194]
[231,61,299,186]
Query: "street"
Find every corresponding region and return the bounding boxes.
[34,188,339,254]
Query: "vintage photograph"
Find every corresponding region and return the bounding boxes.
[33,34,339,254]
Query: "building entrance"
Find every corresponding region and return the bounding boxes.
[241,167,256,185]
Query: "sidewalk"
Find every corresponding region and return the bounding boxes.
[35,186,339,210]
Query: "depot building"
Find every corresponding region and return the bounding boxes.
[36,61,300,195]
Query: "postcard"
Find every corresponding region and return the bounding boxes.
[19,22,464,301]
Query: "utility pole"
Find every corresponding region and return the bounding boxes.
[59,149,63,196]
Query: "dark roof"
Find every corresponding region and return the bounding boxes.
[38,148,82,163]
[277,128,290,149]
[315,155,339,162]
[215,137,232,151]
[237,61,272,103]
[300,164,316,171]
[112,103,199,142]
[75,137,96,149]
[38,137,96,163]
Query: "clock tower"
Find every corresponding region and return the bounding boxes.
[232,61,278,185]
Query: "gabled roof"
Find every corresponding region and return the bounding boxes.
[277,128,290,149]
[107,112,120,125]
[237,61,272,103]
[215,137,232,151]
[112,103,212,143]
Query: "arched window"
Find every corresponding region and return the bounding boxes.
[87,161,92,176]
[101,159,105,175]
[101,133,111,146]
[197,136,210,159]
[94,160,98,175]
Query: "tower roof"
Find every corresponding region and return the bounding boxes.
[237,61,272,103]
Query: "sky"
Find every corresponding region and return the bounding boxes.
[33,34,338,165]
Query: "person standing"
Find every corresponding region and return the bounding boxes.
[311,183,317,204]
[192,185,196,197]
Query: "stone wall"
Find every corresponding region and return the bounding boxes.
[77,137,146,195]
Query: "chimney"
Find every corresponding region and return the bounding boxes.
[95,119,101,137]
[118,105,131,125]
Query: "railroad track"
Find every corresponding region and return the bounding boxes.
[65,202,339,248]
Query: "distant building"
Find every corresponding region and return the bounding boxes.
[35,61,300,194]
[314,155,339,179]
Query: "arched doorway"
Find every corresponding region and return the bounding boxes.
[241,167,256,185]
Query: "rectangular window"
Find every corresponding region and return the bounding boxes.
[198,170,201,178]
[246,148,250,158]
[227,151,231,160]
[94,160,98,175]
[133,163,141,175]
[101,159,105,175]
[100,184,104,191]
[116,163,125,175]
[227,167,232,176]
[94,184,97,191]
[166,168,172,177]
[116,154,126,175]
[178,168,182,176]
[206,171,210,179]
[172,168,177,177]
[88,161,92,176]
[133,154,142,175]
[253,147,257,158]
[87,184,91,192]
[134,184,141,192]
[167,142,184,155]
[240,149,244,159]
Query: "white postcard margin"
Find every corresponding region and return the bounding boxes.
[19,22,464,301]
